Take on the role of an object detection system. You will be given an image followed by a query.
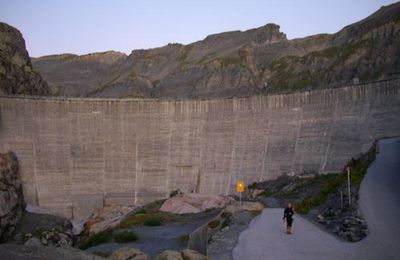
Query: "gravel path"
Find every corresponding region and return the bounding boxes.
[233,138,400,260]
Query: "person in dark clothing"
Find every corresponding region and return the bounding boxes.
[283,202,295,234]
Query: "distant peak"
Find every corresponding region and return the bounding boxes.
[252,23,287,44]
[33,53,77,61]
[82,50,127,57]
[34,51,127,64]
[261,23,281,30]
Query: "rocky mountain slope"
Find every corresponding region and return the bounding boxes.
[32,2,400,99]
[0,152,25,242]
[0,23,50,96]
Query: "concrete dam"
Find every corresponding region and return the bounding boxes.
[1,79,399,219]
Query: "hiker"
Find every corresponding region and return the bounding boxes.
[283,202,295,234]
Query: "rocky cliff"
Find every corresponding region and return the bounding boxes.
[31,3,400,99]
[0,23,50,96]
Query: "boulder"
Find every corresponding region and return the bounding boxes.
[24,237,43,247]
[154,250,183,260]
[154,249,210,260]
[86,205,136,235]
[0,152,25,242]
[0,243,105,259]
[25,204,51,215]
[224,201,264,214]
[249,189,265,198]
[159,194,231,214]
[317,214,325,223]
[181,249,211,260]
[108,247,150,260]
[71,219,85,235]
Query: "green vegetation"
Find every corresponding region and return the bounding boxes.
[32,229,44,237]
[92,252,111,258]
[297,145,376,213]
[256,144,376,214]
[249,210,263,216]
[179,45,194,65]
[79,230,139,249]
[143,216,163,226]
[87,75,120,96]
[296,174,346,214]
[360,69,383,82]
[349,145,376,185]
[257,190,272,197]
[308,39,376,63]
[216,56,241,68]
[198,51,218,64]
[128,71,138,79]
[52,86,61,97]
[79,230,112,250]
[118,200,189,228]
[221,212,232,219]
[136,208,147,214]
[207,219,221,229]
[178,234,190,243]
[266,38,378,93]
[114,231,138,243]
[119,213,162,227]
[278,191,299,200]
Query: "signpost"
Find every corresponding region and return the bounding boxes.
[346,166,351,207]
[236,181,245,205]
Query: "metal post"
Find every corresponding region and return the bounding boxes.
[239,192,242,206]
[340,191,343,209]
[347,167,351,207]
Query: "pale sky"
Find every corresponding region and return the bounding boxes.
[0,0,398,57]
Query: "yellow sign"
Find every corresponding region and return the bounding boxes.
[236,181,245,193]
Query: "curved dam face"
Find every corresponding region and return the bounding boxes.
[1,80,399,219]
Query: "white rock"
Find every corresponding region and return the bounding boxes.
[160,194,231,214]
[25,204,51,215]
[109,247,150,260]
[86,205,136,235]
[70,219,85,235]
[24,237,43,247]
[224,201,264,214]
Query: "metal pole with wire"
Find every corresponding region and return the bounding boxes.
[347,166,351,207]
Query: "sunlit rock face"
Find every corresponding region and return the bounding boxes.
[0,23,50,96]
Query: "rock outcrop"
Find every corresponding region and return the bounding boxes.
[154,249,210,260]
[0,151,25,242]
[32,2,400,99]
[108,247,150,260]
[159,194,231,214]
[0,23,50,96]
[0,243,105,260]
[223,201,264,214]
[85,205,136,235]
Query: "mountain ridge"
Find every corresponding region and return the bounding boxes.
[31,2,400,99]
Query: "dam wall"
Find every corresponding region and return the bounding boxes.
[1,79,399,219]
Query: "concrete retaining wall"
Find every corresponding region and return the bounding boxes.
[1,80,399,219]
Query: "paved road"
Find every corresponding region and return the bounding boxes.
[233,138,400,260]
[358,138,400,259]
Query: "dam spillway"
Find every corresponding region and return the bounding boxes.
[1,79,399,219]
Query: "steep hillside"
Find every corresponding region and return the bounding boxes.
[32,2,400,99]
[0,23,50,96]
